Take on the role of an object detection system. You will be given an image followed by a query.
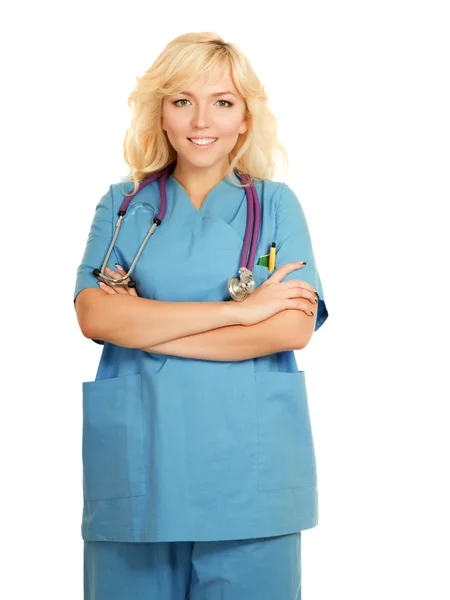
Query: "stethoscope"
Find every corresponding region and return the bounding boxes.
[93,161,261,301]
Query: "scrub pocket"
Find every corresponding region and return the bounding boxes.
[252,264,271,288]
[256,370,317,491]
[82,373,146,501]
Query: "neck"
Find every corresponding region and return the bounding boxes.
[172,160,231,200]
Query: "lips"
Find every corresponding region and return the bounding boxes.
[187,138,218,149]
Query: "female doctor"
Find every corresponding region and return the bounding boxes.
[74,31,329,600]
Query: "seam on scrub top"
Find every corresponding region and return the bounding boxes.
[274,181,285,245]
[110,184,121,266]
[258,485,318,492]
[84,509,318,537]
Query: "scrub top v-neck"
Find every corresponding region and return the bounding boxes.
[171,174,222,212]
[74,171,329,543]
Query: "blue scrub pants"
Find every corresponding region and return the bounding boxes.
[84,532,302,600]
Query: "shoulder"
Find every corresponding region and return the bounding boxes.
[254,178,300,212]
[255,178,284,195]
[110,177,160,207]
[111,179,135,198]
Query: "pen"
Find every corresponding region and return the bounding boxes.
[268,242,276,273]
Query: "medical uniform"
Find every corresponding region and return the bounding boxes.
[74,169,328,599]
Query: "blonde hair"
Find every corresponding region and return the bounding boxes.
[121,32,288,197]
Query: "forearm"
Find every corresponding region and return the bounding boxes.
[140,310,296,361]
[83,292,241,348]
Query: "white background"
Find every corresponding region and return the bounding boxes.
[1,1,449,598]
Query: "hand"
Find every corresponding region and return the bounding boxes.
[235,261,319,326]
[95,265,139,297]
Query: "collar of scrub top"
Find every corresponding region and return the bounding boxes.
[93,160,261,301]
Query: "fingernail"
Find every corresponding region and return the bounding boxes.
[310,310,314,316]
[114,264,122,270]
[314,291,319,298]
[301,261,307,266]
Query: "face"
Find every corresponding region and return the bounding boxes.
[161,70,248,171]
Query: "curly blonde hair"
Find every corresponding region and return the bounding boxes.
[121,31,288,197]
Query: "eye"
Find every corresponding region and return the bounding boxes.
[173,99,189,107]
[172,99,234,107]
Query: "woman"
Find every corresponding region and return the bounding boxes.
[75,31,329,600]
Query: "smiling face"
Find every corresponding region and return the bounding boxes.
[161,70,248,173]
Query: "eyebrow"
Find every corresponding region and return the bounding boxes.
[178,90,237,98]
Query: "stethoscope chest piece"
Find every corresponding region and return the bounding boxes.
[227,267,255,301]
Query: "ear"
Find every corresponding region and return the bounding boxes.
[160,102,166,132]
[239,117,249,136]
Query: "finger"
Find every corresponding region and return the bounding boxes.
[101,266,129,294]
[286,298,317,317]
[94,267,121,289]
[98,281,116,295]
[94,269,119,294]
[115,265,139,297]
[267,261,306,284]
[280,280,319,304]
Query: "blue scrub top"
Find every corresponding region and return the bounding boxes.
[74,170,329,542]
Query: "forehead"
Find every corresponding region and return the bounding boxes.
[186,70,236,92]
[164,69,239,98]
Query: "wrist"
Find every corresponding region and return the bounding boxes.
[221,299,243,326]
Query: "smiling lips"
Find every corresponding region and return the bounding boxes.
[188,137,218,148]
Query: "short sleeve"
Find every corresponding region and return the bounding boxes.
[275,183,329,332]
[73,185,119,345]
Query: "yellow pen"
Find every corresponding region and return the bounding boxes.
[268,242,276,273]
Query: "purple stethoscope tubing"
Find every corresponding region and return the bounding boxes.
[93,161,261,300]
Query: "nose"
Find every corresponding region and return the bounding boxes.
[191,103,212,129]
